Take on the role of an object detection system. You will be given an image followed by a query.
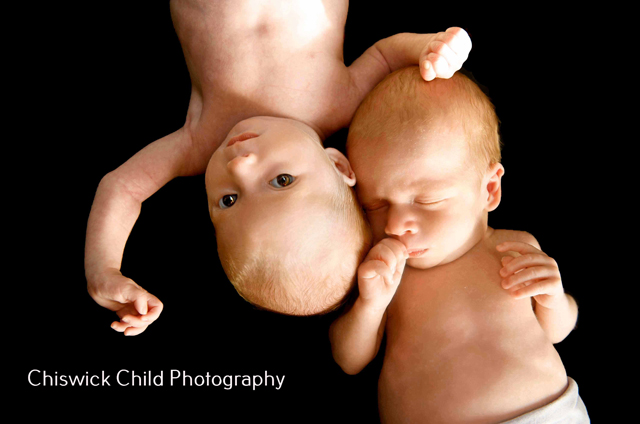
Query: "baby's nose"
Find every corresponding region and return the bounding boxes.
[227,153,257,176]
[385,206,418,237]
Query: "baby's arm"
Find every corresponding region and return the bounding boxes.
[497,240,578,344]
[329,238,408,374]
[348,27,471,100]
[85,125,199,335]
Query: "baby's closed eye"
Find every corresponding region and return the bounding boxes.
[413,197,448,208]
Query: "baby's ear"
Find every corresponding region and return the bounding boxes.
[484,163,505,212]
[325,148,356,187]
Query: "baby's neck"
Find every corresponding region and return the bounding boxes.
[443,219,492,266]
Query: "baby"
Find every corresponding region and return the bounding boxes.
[84,0,472,334]
[330,68,589,423]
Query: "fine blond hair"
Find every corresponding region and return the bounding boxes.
[218,175,372,316]
[348,66,501,176]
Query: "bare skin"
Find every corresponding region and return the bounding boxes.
[330,80,578,422]
[378,229,569,424]
[85,0,471,333]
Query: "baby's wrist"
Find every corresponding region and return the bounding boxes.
[355,296,389,317]
[85,263,106,286]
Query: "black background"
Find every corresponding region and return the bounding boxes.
[14,2,619,422]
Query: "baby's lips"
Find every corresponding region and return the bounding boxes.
[407,249,428,258]
[226,132,259,147]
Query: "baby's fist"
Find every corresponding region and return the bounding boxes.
[358,238,408,308]
[497,241,565,309]
[421,27,471,81]
[87,269,163,336]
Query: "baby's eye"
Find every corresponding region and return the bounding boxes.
[269,174,295,188]
[415,199,445,208]
[364,202,387,213]
[219,194,238,209]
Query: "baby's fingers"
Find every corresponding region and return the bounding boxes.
[115,313,148,329]
[421,60,437,82]
[366,238,408,275]
[441,27,471,58]
[359,260,394,286]
[123,326,148,336]
[509,279,560,300]
[421,27,471,81]
[110,319,148,336]
[111,320,130,333]
[501,265,558,290]
[501,256,515,266]
[141,297,163,323]
[426,44,457,78]
[500,254,557,280]
[422,53,450,81]
[133,294,164,322]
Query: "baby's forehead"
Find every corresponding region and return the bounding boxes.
[355,140,474,198]
[355,123,469,167]
[215,191,338,245]
[362,162,462,195]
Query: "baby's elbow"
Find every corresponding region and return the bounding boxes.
[98,170,116,190]
[98,170,128,198]
[338,360,366,376]
[331,349,366,375]
[549,333,568,345]
[546,322,576,345]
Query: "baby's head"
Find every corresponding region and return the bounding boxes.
[206,116,372,315]
[347,67,503,269]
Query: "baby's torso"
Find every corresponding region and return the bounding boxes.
[380,229,568,424]
[170,0,358,144]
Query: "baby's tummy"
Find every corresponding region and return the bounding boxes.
[378,321,568,423]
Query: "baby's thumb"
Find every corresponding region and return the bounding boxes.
[119,284,148,315]
[359,260,392,284]
[133,295,149,316]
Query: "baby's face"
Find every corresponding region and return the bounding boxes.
[352,123,488,269]
[205,116,353,294]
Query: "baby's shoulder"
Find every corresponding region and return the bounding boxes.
[489,228,541,249]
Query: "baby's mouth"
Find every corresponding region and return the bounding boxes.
[227,132,259,147]
[407,249,428,258]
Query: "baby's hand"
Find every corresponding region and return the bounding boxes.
[420,27,471,82]
[357,238,408,310]
[497,241,565,309]
[87,269,163,336]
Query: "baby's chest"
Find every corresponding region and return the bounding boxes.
[387,252,511,335]
[403,247,503,299]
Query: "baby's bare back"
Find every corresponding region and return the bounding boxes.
[379,229,568,424]
[170,0,358,143]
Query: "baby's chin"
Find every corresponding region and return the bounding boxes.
[407,247,473,270]
[406,258,431,270]
[406,254,443,270]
